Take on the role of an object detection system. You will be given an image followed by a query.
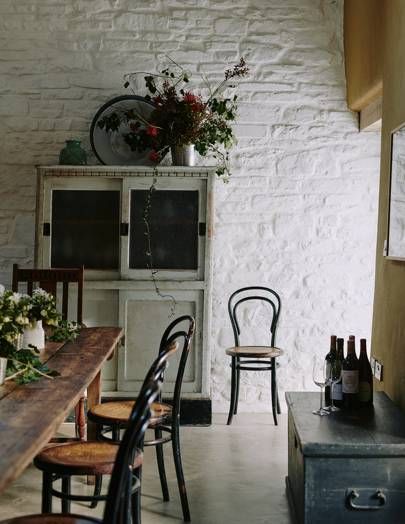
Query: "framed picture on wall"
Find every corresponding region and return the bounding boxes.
[387,122,405,259]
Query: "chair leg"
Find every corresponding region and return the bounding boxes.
[61,476,71,513]
[155,427,170,501]
[41,472,53,513]
[90,475,103,508]
[172,425,190,522]
[75,396,86,440]
[277,391,281,414]
[112,423,121,443]
[234,358,240,415]
[227,357,237,425]
[271,359,278,426]
[131,467,142,524]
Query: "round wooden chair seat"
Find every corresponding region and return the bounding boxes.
[225,345,283,358]
[88,400,172,425]
[0,515,101,524]
[34,441,142,476]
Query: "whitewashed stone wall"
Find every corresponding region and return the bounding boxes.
[0,0,381,412]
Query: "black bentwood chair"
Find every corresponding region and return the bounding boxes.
[0,379,162,524]
[87,315,196,522]
[31,341,177,524]
[225,286,284,426]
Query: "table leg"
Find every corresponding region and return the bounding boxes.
[87,370,101,485]
[87,370,101,441]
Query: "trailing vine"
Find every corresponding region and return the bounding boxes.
[143,174,177,318]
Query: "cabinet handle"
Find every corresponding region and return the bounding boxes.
[120,223,129,236]
[346,489,386,510]
[43,223,51,236]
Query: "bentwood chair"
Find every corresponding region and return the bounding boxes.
[225,286,284,426]
[87,315,196,522]
[0,379,162,524]
[32,341,178,521]
[12,264,86,439]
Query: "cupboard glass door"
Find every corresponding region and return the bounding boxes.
[41,176,121,279]
[121,177,206,280]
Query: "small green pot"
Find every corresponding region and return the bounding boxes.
[59,139,87,165]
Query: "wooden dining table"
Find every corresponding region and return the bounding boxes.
[0,326,123,494]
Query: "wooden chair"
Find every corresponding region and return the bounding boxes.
[225,286,284,426]
[12,264,85,439]
[0,376,163,524]
[30,341,177,522]
[87,315,196,522]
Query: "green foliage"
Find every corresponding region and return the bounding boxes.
[6,348,59,385]
[49,320,81,343]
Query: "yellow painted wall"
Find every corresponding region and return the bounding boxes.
[344,0,383,110]
[371,0,405,410]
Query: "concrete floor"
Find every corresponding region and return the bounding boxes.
[0,414,293,524]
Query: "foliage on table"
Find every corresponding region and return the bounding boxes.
[48,319,81,342]
[97,57,249,178]
[6,348,59,385]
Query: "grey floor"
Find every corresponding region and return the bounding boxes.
[0,413,293,524]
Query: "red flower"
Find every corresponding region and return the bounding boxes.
[149,150,160,162]
[146,125,159,137]
[183,92,198,103]
[183,91,204,112]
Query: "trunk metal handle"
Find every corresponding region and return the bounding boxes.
[346,489,386,510]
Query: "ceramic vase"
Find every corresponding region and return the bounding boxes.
[59,139,87,165]
[0,357,7,385]
[22,320,45,351]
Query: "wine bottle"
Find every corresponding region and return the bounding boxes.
[324,335,337,406]
[342,337,359,409]
[358,338,373,405]
[331,337,344,408]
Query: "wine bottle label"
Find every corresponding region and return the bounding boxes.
[342,370,359,394]
[358,381,372,402]
[332,383,342,400]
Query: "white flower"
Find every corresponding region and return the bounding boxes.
[40,309,47,317]
[2,316,10,323]
[9,292,22,303]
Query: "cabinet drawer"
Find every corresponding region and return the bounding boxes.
[305,456,405,524]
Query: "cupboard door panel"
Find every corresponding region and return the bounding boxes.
[117,289,203,394]
[51,190,120,270]
[129,189,199,270]
[121,177,206,281]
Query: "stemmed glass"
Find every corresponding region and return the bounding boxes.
[312,355,330,416]
[326,365,341,412]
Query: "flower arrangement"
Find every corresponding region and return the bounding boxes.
[0,289,31,351]
[29,288,60,327]
[97,57,249,178]
[0,287,61,384]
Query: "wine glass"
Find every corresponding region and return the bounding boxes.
[326,365,342,412]
[312,355,330,416]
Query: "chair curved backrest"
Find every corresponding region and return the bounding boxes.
[158,315,195,423]
[228,286,281,348]
[103,379,161,523]
[12,264,84,323]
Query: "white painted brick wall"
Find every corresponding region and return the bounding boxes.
[0,0,381,413]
